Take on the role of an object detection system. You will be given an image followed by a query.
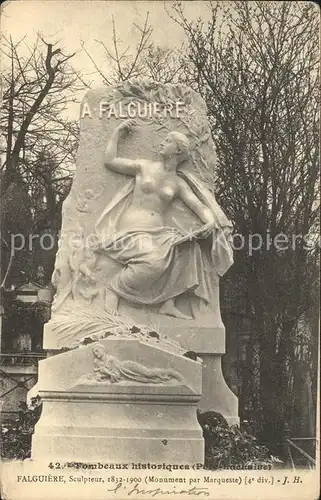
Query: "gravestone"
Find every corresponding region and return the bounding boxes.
[32,80,238,463]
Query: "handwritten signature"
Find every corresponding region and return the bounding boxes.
[107,482,210,497]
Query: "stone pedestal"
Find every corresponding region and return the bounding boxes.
[32,338,204,463]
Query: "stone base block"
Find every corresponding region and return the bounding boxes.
[32,397,203,463]
[32,338,204,463]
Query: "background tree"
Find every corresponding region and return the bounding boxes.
[0,34,86,287]
[83,2,319,446]
[171,0,319,444]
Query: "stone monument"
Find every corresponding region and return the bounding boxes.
[32,80,238,463]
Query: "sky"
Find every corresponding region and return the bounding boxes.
[1,0,213,119]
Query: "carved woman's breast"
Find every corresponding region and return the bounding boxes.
[159,185,176,201]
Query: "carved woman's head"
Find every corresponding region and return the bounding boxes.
[159,131,190,165]
[92,343,105,359]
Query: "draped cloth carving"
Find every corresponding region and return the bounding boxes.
[95,168,233,306]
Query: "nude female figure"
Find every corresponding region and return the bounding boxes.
[103,119,216,319]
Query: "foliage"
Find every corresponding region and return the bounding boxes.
[0,34,85,287]
[197,411,279,469]
[1,1,318,454]
[1,397,42,460]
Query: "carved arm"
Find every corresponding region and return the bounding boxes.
[177,178,215,226]
[104,120,142,176]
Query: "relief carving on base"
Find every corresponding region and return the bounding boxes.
[78,343,185,385]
